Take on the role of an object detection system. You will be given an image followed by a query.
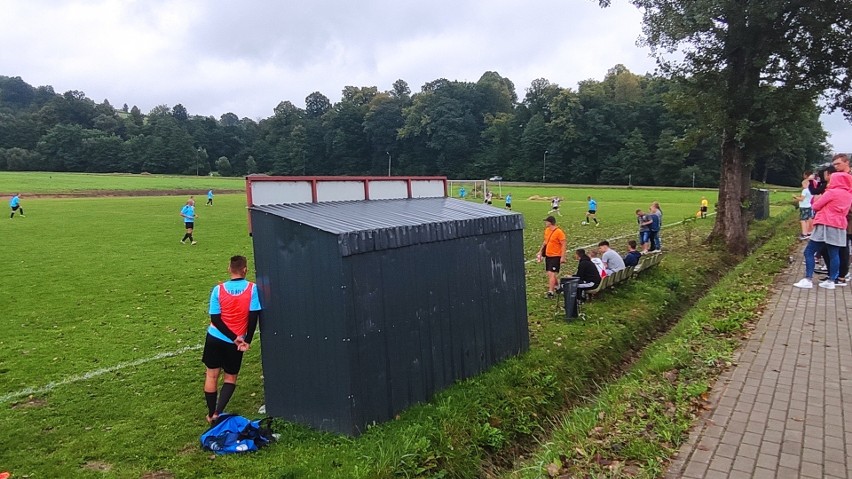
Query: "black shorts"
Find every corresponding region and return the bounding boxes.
[10,206,19,211]
[552,205,559,210]
[700,206,708,212]
[505,203,512,209]
[202,333,244,374]
[545,256,561,273]
[588,210,596,215]
[184,222,194,229]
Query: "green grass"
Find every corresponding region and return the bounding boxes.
[0,174,798,478]
[504,213,798,478]
[0,171,245,194]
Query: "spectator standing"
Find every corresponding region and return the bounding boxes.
[636,209,653,253]
[793,168,852,289]
[536,216,567,298]
[649,202,663,252]
[794,180,814,240]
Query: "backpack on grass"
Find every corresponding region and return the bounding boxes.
[200,414,273,454]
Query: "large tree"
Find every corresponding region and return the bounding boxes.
[603,0,852,254]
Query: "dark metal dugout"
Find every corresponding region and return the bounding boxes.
[250,197,528,436]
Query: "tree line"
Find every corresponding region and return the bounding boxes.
[0,66,829,187]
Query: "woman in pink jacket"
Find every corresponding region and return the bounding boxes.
[794,168,852,290]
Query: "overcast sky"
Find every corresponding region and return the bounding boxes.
[1,0,849,152]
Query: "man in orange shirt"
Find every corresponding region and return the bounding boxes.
[536,215,567,298]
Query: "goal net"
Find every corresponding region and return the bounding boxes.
[447,179,487,199]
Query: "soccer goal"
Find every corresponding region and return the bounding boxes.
[447,179,487,199]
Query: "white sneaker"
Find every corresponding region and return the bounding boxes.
[793,278,813,289]
[818,280,835,290]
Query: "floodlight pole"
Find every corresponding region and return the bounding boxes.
[387,151,391,177]
[542,150,549,183]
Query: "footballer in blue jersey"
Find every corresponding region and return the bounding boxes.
[180,199,198,245]
[584,196,599,226]
[206,190,214,206]
[9,193,24,218]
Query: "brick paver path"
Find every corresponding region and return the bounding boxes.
[667,253,852,479]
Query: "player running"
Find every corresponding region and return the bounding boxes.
[9,193,24,219]
[548,197,562,216]
[206,190,214,206]
[584,196,599,226]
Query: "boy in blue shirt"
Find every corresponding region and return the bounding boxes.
[206,190,214,206]
[9,193,24,218]
[584,196,599,226]
[180,199,198,245]
[202,255,262,423]
[505,193,512,210]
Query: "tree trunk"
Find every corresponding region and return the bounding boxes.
[709,132,750,256]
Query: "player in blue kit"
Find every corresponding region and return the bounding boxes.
[9,193,24,219]
[584,196,599,226]
[180,199,198,245]
[206,190,214,206]
[202,255,262,423]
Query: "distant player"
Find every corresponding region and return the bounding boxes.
[180,199,198,245]
[548,197,562,216]
[202,255,262,424]
[9,193,24,219]
[206,190,214,206]
[584,196,599,226]
[459,186,467,199]
[485,191,493,205]
[505,192,512,210]
[700,196,709,218]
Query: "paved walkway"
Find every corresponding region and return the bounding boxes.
[667,251,852,479]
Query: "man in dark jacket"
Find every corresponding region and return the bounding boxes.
[573,249,602,297]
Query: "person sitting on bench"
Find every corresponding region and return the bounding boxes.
[573,248,601,299]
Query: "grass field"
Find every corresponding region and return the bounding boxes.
[0,175,794,477]
[0,171,245,194]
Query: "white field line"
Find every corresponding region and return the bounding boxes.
[1,343,202,404]
[525,213,717,264]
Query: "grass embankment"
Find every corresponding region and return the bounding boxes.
[505,213,798,478]
[0,178,795,478]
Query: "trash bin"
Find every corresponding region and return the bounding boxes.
[560,277,580,320]
[750,188,770,220]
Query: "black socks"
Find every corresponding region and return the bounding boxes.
[216,382,236,414]
[205,391,217,417]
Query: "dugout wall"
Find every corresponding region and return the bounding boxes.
[249,195,528,436]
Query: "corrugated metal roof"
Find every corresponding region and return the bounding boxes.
[251,198,525,256]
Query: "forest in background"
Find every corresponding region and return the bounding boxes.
[0,66,830,187]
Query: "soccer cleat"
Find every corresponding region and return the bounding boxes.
[818,280,835,290]
[595,223,599,227]
[19,215,25,217]
[191,241,198,245]
[545,291,555,299]
[180,240,186,244]
[793,278,813,289]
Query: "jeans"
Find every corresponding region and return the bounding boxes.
[805,240,840,281]
[651,230,661,250]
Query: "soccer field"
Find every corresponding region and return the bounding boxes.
[0,181,789,476]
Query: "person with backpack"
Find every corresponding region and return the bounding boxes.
[202,255,262,424]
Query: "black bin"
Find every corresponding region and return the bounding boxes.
[560,277,580,320]
[750,188,770,220]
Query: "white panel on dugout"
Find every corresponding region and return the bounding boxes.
[369,181,409,200]
[316,181,366,202]
[410,180,445,198]
[252,181,313,205]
